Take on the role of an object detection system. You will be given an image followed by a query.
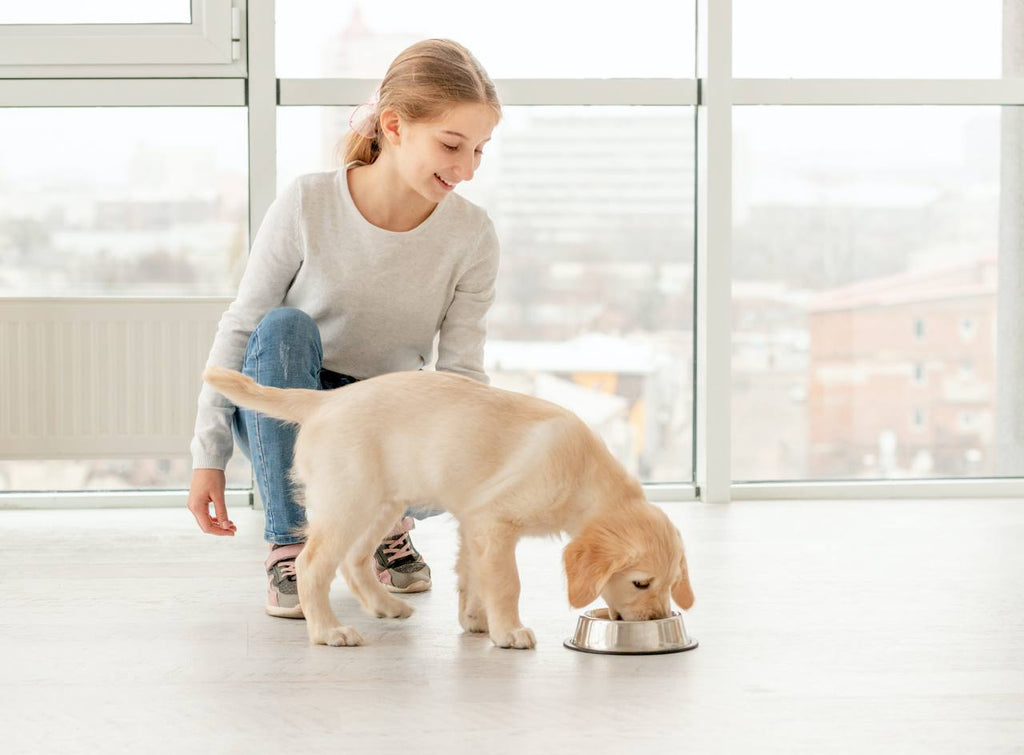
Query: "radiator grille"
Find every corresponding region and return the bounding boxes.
[0,299,227,459]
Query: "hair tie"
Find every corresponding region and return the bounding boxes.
[349,87,381,139]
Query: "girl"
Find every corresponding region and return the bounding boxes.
[186,39,501,619]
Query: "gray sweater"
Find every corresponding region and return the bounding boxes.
[190,166,500,470]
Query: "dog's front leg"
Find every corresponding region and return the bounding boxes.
[297,534,363,647]
[473,529,536,649]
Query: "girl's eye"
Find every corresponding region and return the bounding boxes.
[475,149,484,157]
[442,143,459,151]
[632,580,651,590]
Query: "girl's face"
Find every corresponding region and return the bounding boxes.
[382,103,498,203]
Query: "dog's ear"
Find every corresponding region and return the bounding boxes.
[563,527,621,608]
[672,548,695,610]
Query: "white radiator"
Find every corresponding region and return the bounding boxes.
[0,298,229,459]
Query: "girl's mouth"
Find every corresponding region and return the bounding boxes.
[434,173,455,191]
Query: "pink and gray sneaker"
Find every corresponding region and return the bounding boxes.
[374,516,432,594]
[265,542,304,619]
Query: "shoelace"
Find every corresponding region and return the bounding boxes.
[382,531,414,564]
[277,559,297,580]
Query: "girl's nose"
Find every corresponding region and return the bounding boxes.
[455,154,475,181]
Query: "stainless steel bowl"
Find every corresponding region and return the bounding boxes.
[564,608,698,655]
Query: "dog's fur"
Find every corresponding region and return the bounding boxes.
[204,366,694,649]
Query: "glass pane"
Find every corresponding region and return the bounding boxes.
[734,0,1004,78]
[278,106,696,482]
[0,108,248,297]
[0,455,251,492]
[277,1,695,78]
[0,0,191,24]
[732,106,1023,481]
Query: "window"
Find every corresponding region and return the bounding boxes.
[732,107,1011,480]
[3,1,1022,503]
[279,105,696,482]
[0,456,252,493]
[0,2,192,24]
[0,0,239,71]
[276,1,695,78]
[912,409,926,431]
[734,0,1003,78]
[0,108,248,297]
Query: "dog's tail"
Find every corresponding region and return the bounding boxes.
[203,366,324,425]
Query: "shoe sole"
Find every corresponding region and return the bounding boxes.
[384,580,431,594]
[266,603,304,619]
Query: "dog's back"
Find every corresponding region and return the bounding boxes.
[204,367,621,525]
[293,371,590,518]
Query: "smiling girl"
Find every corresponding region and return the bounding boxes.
[186,39,501,618]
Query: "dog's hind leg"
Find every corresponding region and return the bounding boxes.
[332,500,415,621]
[456,524,488,633]
[471,525,536,649]
[296,526,363,647]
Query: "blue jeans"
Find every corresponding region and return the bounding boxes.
[232,307,438,544]
[232,307,358,544]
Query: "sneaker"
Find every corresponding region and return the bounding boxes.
[265,542,304,619]
[374,516,432,594]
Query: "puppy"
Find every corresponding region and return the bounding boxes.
[204,367,694,649]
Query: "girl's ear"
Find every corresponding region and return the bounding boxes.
[378,107,401,146]
[563,528,618,609]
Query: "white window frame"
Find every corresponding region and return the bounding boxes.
[0,0,245,77]
[697,0,1024,502]
[2,0,1024,508]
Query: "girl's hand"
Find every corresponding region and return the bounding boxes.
[187,468,236,536]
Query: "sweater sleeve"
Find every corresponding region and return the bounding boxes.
[189,180,306,470]
[435,218,500,384]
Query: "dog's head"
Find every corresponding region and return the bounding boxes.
[563,502,694,621]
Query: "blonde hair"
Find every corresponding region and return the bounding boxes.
[343,39,501,166]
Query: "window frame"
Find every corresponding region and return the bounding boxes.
[0,0,244,76]
[1,0,1023,507]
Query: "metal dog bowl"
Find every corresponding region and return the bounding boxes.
[564,608,698,655]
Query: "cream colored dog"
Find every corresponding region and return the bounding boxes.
[204,367,694,649]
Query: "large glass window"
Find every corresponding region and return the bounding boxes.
[279,106,696,481]
[276,0,696,78]
[0,1,191,25]
[734,0,1003,78]
[0,456,252,492]
[0,108,248,297]
[732,106,1016,481]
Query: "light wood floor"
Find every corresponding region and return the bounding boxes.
[1,499,1022,754]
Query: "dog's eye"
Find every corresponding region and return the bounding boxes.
[632,580,651,590]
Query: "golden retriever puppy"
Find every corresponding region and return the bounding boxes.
[203,367,694,649]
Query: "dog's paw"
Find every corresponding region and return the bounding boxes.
[490,626,536,649]
[311,625,364,647]
[370,597,414,620]
[459,610,489,634]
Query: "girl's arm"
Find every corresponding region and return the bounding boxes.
[435,220,500,384]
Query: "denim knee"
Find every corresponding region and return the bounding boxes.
[245,307,323,387]
[255,307,318,343]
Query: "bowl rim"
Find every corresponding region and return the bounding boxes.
[579,608,686,625]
